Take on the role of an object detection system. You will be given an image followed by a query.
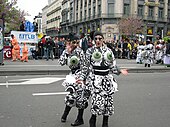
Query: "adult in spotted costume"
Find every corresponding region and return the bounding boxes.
[59,40,90,126]
[78,31,128,127]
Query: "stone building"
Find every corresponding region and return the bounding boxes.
[42,0,170,41]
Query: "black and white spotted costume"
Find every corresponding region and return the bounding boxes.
[59,47,89,109]
[143,43,154,66]
[80,44,121,116]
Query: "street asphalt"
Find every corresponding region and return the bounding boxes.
[0,58,170,76]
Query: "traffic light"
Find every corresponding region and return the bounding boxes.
[33,22,38,32]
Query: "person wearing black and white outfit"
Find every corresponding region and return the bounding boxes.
[59,40,90,126]
[77,31,128,127]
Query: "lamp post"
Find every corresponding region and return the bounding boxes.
[0,22,4,65]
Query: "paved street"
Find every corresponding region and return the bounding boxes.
[0,73,170,127]
[0,58,170,76]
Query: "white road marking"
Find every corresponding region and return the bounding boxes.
[0,77,65,86]
[32,92,69,96]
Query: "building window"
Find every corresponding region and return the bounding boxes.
[138,5,143,16]
[124,4,130,15]
[98,4,101,16]
[158,8,163,18]
[80,11,82,20]
[85,0,87,6]
[159,0,164,2]
[76,1,78,10]
[80,0,83,8]
[108,3,114,14]
[168,9,170,17]
[76,13,78,20]
[84,10,87,19]
[89,0,91,5]
[148,7,154,17]
[93,7,96,17]
[70,13,72,22]
[89,8,91,18]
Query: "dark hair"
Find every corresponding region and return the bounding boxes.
[93,31,104,39]
[90,31,95,40]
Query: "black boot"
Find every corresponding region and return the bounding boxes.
[145,63,147,67]
[71,109,84,126]
[102,115,109,127]
[89,114,96,127]
[148,64,150,67]
[61,105,71,122]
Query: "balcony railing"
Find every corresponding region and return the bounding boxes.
[67,13,169,25]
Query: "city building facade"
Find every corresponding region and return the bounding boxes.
[42,0,62,37]
[42,0,170,41]
[42,5,48,35]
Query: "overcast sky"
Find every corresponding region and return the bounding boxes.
[16,0,48,22]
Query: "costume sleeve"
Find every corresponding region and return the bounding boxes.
[79,48,91,80]
[58,50,69,66]
[109,51,121,75]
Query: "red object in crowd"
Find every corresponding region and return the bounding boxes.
[42,37,46,44]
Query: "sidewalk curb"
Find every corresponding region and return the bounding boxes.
[0,68,170,76]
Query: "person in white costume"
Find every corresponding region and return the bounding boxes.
[136,41,145,64]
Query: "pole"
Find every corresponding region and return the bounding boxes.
[0,27,4,65]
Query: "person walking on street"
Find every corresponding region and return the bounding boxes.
[77,31,128,127]
[59,40,90,126]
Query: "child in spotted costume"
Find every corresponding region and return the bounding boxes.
[59,40,90,126]
[77,31,128,127]
[143,39,154,67]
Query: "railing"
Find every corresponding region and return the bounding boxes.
[66,13,169,25]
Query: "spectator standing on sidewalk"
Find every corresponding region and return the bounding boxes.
[127,40,132,60]
[41,35,47,58]
[59,40,90,126]
[46,37,55,61]
[58,38,65,57]
[77,31,128,127]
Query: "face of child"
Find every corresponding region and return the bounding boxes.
[94,35,103,47]
[71,41,78,48]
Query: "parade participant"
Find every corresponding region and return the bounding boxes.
[136,41,145,64]
[21,42,28,62]
[164,39,170,67]
[59,40,90,126]
[143,39,154,67]
[11,34,18,61]
[14,42,21,61]
[77,31,128,127]
[155,40,165,64]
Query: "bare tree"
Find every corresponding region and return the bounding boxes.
[117,16,144,39]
